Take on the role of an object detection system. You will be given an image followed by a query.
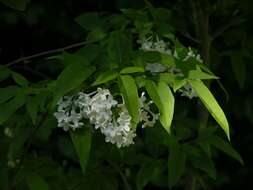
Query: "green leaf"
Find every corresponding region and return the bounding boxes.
[53,61,95,107]
[92,70,118,86]
[12,72,29,86]
[160,53,175,67]
[26,96,39,125]
[0,86,19,104]
[136,164,156,190]
[0,0,30,11]
[36,116,57,142]
[119,75,140,128]
[168,143,186,188]
[70,127,91,173]
[0,92,26,124]
[209,135,243,164]
[57,52,91,67]
[120,66,145,74]
[189,80,230,140]
[189,153,216,179]
[0,66,11,81]
[75,12,106,31]
[8,126,31,160]
[173,78,187,92]
[146,80,174,134]
[231,54,246,89]
[188,69,219,80]
[26,173,49,190]
[108,31,132,67]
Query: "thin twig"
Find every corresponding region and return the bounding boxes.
[23,66,51,80]
[180,30,200,44]
[6,40,98,67]
[211,17,244,41]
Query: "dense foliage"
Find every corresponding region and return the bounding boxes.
[1,0,252,190]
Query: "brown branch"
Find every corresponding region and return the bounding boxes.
[6,40,98,67]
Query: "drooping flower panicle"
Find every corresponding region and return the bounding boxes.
[54,88,136,148]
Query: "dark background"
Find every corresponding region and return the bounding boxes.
[1,0,253,189]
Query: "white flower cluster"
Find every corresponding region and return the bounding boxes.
[140,36,171,55]
[140,36,199,99]
[54,95,84,131]
[54,88,136,148]
[139,92,159,128]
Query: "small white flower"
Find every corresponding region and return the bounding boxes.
[183,47,203,63]
[139,92,159,128]
[140,36,171,55]
[54,95,84,131]
[4,127,13,138]
[145,63,168,74]
[179,84,198,99]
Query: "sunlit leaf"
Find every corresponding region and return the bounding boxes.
[92,70,118,86]
[120,66,144,74]
[119,75,140,128]
[146,80,174,134]
[189,80,230,140]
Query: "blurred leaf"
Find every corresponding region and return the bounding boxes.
[36,116,57,141]
[0,92,26,124]
[189,80,230,140]
[26,96,39,125]
[26,173,49,190]
[75,12,106,31]
[119,75,140,128]
[53,60,95,107]
[92,70,118,86]
[8,126,31,160]
[0,0,30,11]
[11,72,29,86]
[231,54,246,89]
[0,86,19,104]
[189,153,216,179]
[55,52,91,66]
[0,65,11,81]
[77,44,101,62]
[209,135,243,164]
[120,66,145,74]
[136,164,156,190]
[146,80,174,134]
[70,127,91,173]
[168,141,186,188]
[160,53,175,67]
[183,145,216,179]
[108,30,132,67]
